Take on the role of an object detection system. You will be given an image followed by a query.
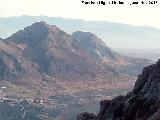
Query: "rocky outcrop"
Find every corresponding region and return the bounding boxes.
[77,60,160,120]
[0,50,22,80]
[76,112,97,120]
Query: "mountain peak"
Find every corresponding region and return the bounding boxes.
[34,21,47,25]
[7,21,66,44]
[72,31,110,49]
[72,31,103,42]
[29,21,49,30]
[24,21,62,34]
[71,31,118,60]
[30,21,60,31]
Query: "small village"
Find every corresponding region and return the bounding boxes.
[0,86,55,105]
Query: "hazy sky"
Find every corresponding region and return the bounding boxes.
[0,0,160,28]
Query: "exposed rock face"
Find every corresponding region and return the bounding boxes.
[0,51,22,80]
[77,60,160,120]
[76,112,97,120]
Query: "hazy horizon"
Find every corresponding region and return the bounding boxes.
[1,15,160,30]
[1,0,160,28]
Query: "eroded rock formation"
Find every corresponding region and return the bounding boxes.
[77,60,160,120]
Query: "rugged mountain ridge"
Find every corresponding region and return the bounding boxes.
[77,60,160,120]
[6,21,119,81]
[0,21,151,94]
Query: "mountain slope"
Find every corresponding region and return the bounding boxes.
[77,60,160,120]
[71,31,151,76]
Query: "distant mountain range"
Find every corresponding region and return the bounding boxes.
[1,15,160,49]
[0,21,152,120]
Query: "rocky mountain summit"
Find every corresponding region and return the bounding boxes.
[77,60,160,120]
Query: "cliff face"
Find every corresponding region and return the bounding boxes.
[77,60,160,120]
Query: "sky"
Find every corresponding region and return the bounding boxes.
[0,0,160,28]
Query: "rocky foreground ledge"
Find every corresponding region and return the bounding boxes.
[77,60,160,120]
